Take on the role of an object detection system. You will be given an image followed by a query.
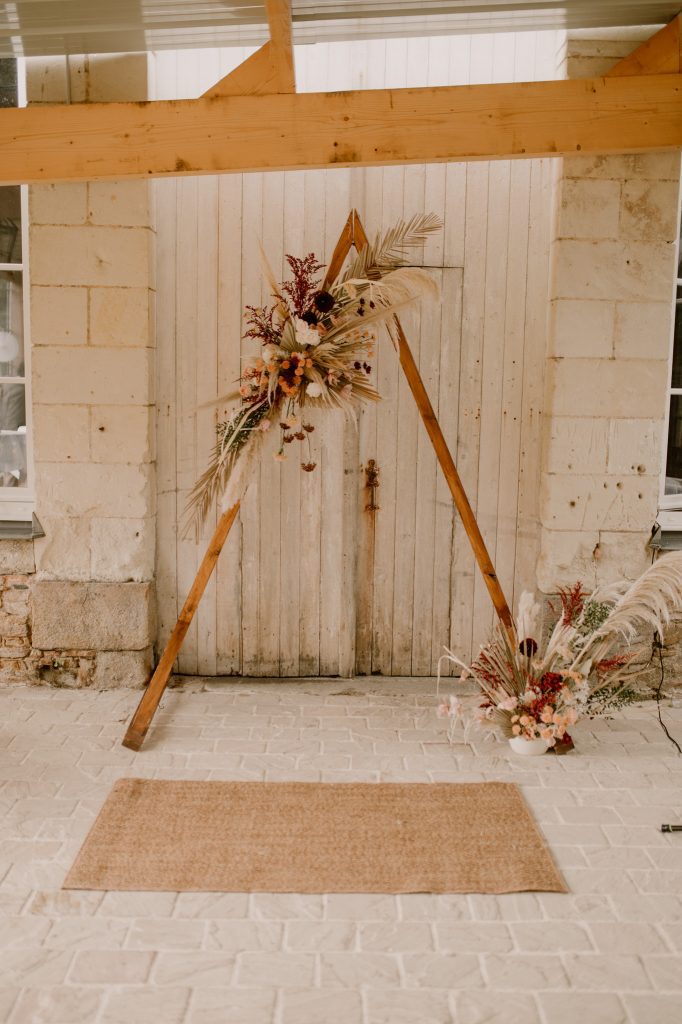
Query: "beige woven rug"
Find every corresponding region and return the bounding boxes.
[63,779,566,894]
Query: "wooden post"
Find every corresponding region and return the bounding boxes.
[393,317,516,642]
[122,501,241,750]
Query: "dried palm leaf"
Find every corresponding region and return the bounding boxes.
[587,552,682,649]
[183,399,268,537]
[341,213,442,284]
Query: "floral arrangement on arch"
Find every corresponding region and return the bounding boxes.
[438,552,682,747]
[187,214,441,531]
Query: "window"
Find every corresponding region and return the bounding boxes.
[661,182,682,516]
[0,57,34,525]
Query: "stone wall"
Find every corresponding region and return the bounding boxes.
[0,54,156,688]
[537,32,681,595]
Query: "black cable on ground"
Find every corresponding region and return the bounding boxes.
[652,630,682,756]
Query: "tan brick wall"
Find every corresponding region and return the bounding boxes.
[538,34,681,594]
[0,53,155,688]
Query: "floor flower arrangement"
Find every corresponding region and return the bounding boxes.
[438,552,682,752]
[187,214,441,531]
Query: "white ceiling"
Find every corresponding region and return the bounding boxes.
[0,1,679,56]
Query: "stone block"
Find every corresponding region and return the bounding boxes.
[0,542,35,574]
[0,640,30,658]
[563,154,638,181]
[91,405,154,464]
[93,648,153,689]
[29,183,88,226]
[30,226,152,288]
[32,347,152,406]
[88,182,150,227]
[632,152,682,181]
[36,462,154,519]
[607,419,664,476]
[614,302,672,360]
[0,611,29,637]
[83,54,149,102]
[558,180,620,240]
[34,516,91,580]
[567,36,648,60]
[1,584,29,615]
[25,57,70,103]
[544,417,609,474]
[546,358,668,418]
[89,287,150,347]
[90,518,155,582]
[31,286,88,346]
[566,56,621,78]
[620,181,679,243]
[553,240,675,303]
[540,473,659,532]
[33,405,90,463]
[594,531,653,585]
[550,300,614,358]
[537,529,601,592]
[31,581,154,650]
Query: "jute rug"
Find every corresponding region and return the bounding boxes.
[63,779,566,894]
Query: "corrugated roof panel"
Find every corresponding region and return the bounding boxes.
[0,0,678,56]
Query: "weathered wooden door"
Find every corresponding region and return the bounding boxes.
[153,34,554,676]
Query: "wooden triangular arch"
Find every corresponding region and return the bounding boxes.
[122,211,515,750]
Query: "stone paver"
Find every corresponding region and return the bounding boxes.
[0,678,681,1023]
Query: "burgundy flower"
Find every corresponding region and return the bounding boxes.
[313,290,334,313]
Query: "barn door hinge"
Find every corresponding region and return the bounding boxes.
[364,459,380,512]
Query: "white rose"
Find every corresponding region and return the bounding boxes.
[306,381,324,398]
[295,318,320,348]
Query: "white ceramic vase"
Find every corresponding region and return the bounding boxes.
[508,735,549,757]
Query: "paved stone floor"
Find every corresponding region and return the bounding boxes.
[0,678,681,1024]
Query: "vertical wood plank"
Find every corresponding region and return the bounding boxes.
[194,175,220,675]
[257,170,285,675]
[215,172,244,675]
[296,44,329,676]
[240,172,265,676]
[432,268,463,674]
[450,33,487,664]
[278,170,305,677]
[353,39,386,675]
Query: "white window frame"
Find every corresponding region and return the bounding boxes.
[0,57,35,523]
[658,167,682,525]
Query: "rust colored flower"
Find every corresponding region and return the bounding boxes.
[294,431,305,441]
[301,462,317,472]
[303,423,315,433]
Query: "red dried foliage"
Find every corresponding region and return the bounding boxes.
[244,304,280,346]
[282,254,325,317]
[558,582,586,626]
[594,651,635,681]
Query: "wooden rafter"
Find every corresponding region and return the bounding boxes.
[202,0,294,97]
[608,14,681,77]
[1,72,680,185]
[264,0,295,93]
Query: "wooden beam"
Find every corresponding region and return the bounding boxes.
[264,0,295,93]
[202,1,295,98]
[2,73,680,185]
[608,14,681,77]
[203,42,288,98]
